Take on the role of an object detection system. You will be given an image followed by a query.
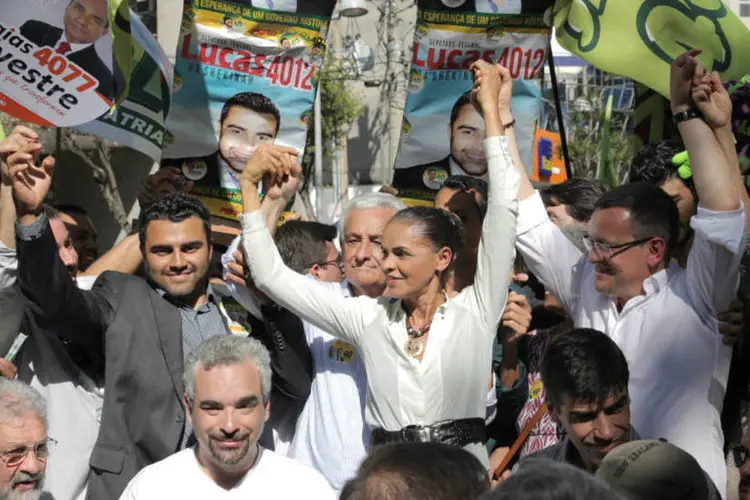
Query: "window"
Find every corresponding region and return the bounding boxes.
[741,0,750,18]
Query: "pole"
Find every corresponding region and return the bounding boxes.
[313,86,324,219]
[547,44,572,179]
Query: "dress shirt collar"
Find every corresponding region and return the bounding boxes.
[218,155,241,191]
[448,155,489,181]
[57,36,92,55]
[157,284,219,312]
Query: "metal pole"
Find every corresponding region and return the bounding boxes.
[313,86,323,219]
[547,43,572,179]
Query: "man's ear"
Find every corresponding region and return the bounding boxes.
[646,237,667,268]
[264,399,270,423]
[309,263,322,281]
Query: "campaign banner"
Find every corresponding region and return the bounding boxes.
[531,128,566,184]
[392,1,553,202]
[76,11,173,161]
[0,0,123,126]
[162,0,333,221]
[553,0,750,99]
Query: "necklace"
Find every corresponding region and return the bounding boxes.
[405,321,431,358]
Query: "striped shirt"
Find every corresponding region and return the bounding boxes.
[287,278,369,492]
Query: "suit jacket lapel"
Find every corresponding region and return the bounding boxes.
[43,27,63,49]
[149,291,185,399]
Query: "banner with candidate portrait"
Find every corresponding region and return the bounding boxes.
[162,0,334,221]
[75,10,173,161]
[0,0,124,127]
[392,0,553,203]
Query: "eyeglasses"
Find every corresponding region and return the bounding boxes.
[311,255,343,270]
[731,444,749,468]
[582,235,655,259]
[0,439,56,467]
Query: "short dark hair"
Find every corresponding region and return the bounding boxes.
[441,175,489,220]
[390,207,465,275]
[541,179,607,223]
[594,182,679,262]
[274,220,337,274]
[541,328,629,409]
[449,91,474,129]
[53,203,88,217]
[482,459,625,500]
[341,443,490,500]
[628,141,696,197]
[219,92,281,136]
[138,192,212,252]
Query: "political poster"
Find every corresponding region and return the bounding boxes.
[0,0,122,126]
[76,11,173,161]
[162,0,334,221]
[553,0,750,99]
[531,128,566,184]
[392,0,554,203]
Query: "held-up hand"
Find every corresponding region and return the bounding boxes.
[264,166,301,202]
[0,126,40,180]
[495,65,513,119]
[0,358,17,379]
[470,60,503,116]
[138,167,194,209]
[691,71,732,129]
[225,249,248,288]
[239,144,300,191]
[8,142,55,216]
[670,48,704,112]
[499,291,532,345]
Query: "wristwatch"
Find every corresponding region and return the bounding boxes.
[673,108,704,124]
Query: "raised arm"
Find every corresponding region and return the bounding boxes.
[11,145,111,349]
[459,61,520,335]
[672,50,740,212]
[239,144,373,345]
[671,50,746,315]
[80,233,142,277]
[499,65,584,313]
[697,71,750,232]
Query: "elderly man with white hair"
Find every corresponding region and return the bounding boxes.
[119,335,333,499]
[0,379,51,500]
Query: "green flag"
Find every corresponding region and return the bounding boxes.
[108,0,133,107]
[599,93,617,188]
[553,0,750,98]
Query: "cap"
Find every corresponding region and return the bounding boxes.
[595,440,713,500]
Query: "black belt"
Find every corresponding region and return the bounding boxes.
[371,418,485,448]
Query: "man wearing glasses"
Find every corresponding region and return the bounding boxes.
[0,379,52,500]
[507,52,746,497]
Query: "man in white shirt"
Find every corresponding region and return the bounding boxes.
[119,335,334,499]
[509,51,745,497]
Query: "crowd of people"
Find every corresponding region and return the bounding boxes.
[0,50,748,500]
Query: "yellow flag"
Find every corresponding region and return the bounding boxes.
[553,0,750,98]
[108,0,132,107]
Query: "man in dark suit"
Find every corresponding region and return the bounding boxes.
[392,91,488,198]
[11,151,229,498]
[20,0,113,98]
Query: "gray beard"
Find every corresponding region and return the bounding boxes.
[0,471,45,500]
[0,487,43,500]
